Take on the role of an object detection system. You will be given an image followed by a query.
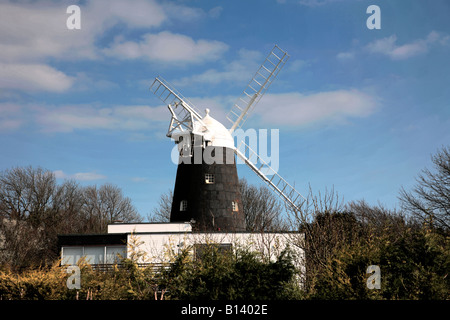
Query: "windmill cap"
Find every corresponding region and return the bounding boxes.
[199,109,234,149]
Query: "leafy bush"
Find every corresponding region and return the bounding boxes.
[162,246,302,300]
[309,228,449,300]
[0,262,69,300]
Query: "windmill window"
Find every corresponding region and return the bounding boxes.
[180,200,188,212]
[232,201,238,212]
[205,173,215,184]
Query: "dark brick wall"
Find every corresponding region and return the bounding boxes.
[170,146,246,232]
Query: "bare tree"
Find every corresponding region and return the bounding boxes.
[0,218,47,268]
[346,199,410,235]
[99,183,140,223]
[399,145,450,231]
[0,166,57,267]
[239,178,286,232]
[0,166,56,223]
[51,179,86,233]
[0,166,142,268]
[82,183,141,233]
[147,190,173,222]
[284,185,346,290]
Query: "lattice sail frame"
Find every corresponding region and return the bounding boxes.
[235,141,306,212]
[150,77,205,137]
[227,45,289,133]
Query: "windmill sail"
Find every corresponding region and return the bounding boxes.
[235,141,306,213]
[150,77,205,137]
[227,45,289,133]
[227,45,304,214]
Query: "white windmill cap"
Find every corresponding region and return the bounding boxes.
[199,108,234,149]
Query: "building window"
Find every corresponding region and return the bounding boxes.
[232,201,238,212]
[61,245,126,266]
[84,247,104,265]
[61,247,83,265]
[180,200,188,211]
[106,246,127,264]
[205,173,215,184]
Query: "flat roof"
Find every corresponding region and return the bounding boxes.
[58,233,127,246]
[107,222,192,234]
[108,222,191,225]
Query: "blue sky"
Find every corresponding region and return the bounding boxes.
[0,0,449,218]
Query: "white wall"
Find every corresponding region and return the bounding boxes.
[61,225,305,280]
[127,232,305,272]
[108,223,192,234]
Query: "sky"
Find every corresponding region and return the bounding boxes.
[0,0,449,218]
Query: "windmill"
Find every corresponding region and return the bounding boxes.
[150,45,305,232]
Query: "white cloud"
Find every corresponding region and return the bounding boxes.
[254,90,377,127]
[39,108,115,132]
[0,0,224,63]
[297,0,345,7]
[131,177,148,182]
[114,105,168,121]
[0,0,167,63]
[287,59,309,72]
[189,96,232,124]
[208,7,223,19]
[162,3,205,22]
[0,0,214,92]
[73,172,107,181]
[7,89,377,133]
[86,0,166,30]
[0,0,224,64]
[71,72,119,92]
[54,170,106,181]
[0,103,23,130]
[365,31,448,60]
[1,101,176,133]
[104,31,228,63]
[336,52,355,61]
[277,0,343,5]
[0,119,22,131]
[0,2,97,62]
[172,49,306,88]
[0,1,91,92]
[0,63,74,92]
[172,48,263,86]
[35,104,169,133]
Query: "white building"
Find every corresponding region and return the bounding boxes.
[59,222,304,272]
